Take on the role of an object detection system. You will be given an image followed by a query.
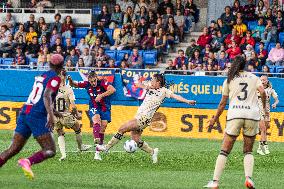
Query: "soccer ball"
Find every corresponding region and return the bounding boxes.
[124,140,138,153]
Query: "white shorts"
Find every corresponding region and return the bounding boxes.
[225,119,259,137]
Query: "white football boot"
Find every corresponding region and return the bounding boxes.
[203,180,219,189]
[152,148,159,164]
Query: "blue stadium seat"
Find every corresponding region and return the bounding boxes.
[92,28,98,35]
[266,65,275,73]
[115,61,121,67]
[63,38,77,47]
[276,66,284,73]
[75,28,88,38]
[279,32,284,44]
[254,43,260,53]
[104,28,114,45]
[92,6,101,15]
[105,50,117,60]
[29,58,38,64]
[248,21,258,31]
[268,42,276,53]
[117,50,131,61]
[143,50,157,65]
[2,58,14,69]
[130,50,144,57]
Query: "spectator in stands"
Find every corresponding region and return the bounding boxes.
[50,27,61,46]
[248,51,262,71]
[50,37,62,53]
[211,30,225,52]
[110,28,130,50]
[129,27,141,48]
[62,16,74,39]
[97,5,111,28]
[108,59,116,68]
[175,9,185,41]
[65,48,78,67]
[148,11,157,29]
[123,6,137,26]
[119,0,134,13]
[122,53,129,62]
[96,28,110,49]
[231,0,243,16]
[25,36,40,62]
[26,26,37,44]
[141,28,154,50]
[54,47,65,59]
[157,0,174,16]
[137,6,148,21]
[109,4,123,29]
[138,17,149,38]
[252,17,265,42]
[166,16,179,46]
[37,17,46,35]
[39,24,50,41]
[120,60,129,68]
[65,59,75,71]
[80,47,93,67]
[205,64,217,76]
[39,35,49,51]
[184,0,198,23]
[128,48,143,68]
[262,65,272,77]
[240,30,255,50]
[14,24,26,43]
[243,44,254,61]
[257,42,268,65]
[24,14,38,32]
[85,29,96,46]
[36,0,53,13]
[1,12,15,32]
[208,20,218,36]
[243,0,256,21]
[64,38,75,55]
[226,41,241,60]
[185,39,201,58]
[261,19,277,43]
[1,34,16,58]
[233,18,247,37]
[274,10,284,33]
[27,0,37,13]
[0,25,10,45]
[162,6,173,25]
[224,28,241,48]
[266,42,284,66]
[154,27,166,60]
[265,8,274,21]
[15,35,26,52]
[134,0,148,14]
[197,27,212,48]
[149,0,158,13]
[174,49,188,69]
[49,13,62,33]
[12,47,26,68]
[271,0,281,16]
[76,38,89,54]
[220,6,235,28]
[90,38,101,55]
[255,0,267,18]
[217,18,230,35]
[189,49,202,68]
[38,46,50,67]
[247,63,257,72]
[76,58,85,70]
[217,50,229,70]
[95,47,109,67]
[154,17,163,34]
[175,0,184,15]
[165,59,176,73]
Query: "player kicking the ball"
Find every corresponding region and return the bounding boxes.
[204,56,267,189]
[257,75,279,156]
[68,71,116,160]
[0,54,64,179]
[54,69,92,161]
[97,73,196,163]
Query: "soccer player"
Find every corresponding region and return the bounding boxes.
[54,69,92,161]
[68,71,116,160]
[257,75,279,155]
[0,54,64,180]
[204,56,267,189]
[97,73,196,163]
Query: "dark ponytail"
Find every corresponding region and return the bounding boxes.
[227,55,246,84]
[153,73,165,87]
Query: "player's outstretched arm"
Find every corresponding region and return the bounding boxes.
[67,76,80,88]
[170,93,196,105]
[208,95,228,126]
[272,91,279,109]
[44,88,56,130]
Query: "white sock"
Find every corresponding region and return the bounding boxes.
[213,153,228,181]
[244,153,254,178]
[58,136,66,157]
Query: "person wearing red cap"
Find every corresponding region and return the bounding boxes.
[0,54,64,180]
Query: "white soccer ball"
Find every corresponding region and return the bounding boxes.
[124,140,138,153]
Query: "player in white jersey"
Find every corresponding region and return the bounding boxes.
[204,56,267,189]
[97,74,196,163]
[257,75,279,156]
[54,70,91,161]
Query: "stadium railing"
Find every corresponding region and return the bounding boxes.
[0,8,92,28]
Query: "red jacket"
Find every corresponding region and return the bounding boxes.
[240,37,255,47]
[226,47,241,59]
[197,34,212,48]
[224,34,241,47]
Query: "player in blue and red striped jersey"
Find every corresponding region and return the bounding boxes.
[68,71,116,160]
[0,54,64,180]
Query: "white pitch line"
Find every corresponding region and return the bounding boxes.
[67,150,126,153]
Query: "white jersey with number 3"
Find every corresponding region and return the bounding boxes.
[222,71,263,121]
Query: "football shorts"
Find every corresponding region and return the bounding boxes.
[55,112,78,130]
[225,119,259,137]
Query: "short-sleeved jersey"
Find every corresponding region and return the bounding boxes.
[257,85,278,113]
[54,84,75,113]
[222,71,262,121]
[136,83,173,119]
[23,70,61,115]
[77,80,111,111]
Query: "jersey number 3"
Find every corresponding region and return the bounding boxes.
[26,76,44,105]
[237,83,248,101]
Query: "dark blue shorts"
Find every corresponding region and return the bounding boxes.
[15,112,50,139]
[89,107,111,122]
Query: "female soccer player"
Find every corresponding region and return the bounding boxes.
[97,73,196,163]
[204,56,267,189]
[257,75,279,155]
[0,54,64,180]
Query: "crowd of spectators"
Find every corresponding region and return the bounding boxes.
[0,0,200,70]
[168,0,284,76]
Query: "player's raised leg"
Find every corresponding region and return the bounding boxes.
[243,135,256,189]
[94,119,108,160]
[56,128,66,161]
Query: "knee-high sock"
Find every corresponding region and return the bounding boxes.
[27,151,45,165]
[0,157,6,167]
[138,141,154,154]
[93,123,101,144]
[75,133,83,150]
[105,132,123,150]
[244,153,254,178]
[58,136,66,157]
[99,133,105,145]
[213,150,228,181]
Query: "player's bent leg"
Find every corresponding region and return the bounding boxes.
[99,120,108,145]
[0,133,28,167]
[263,121,270,155]
[257,120,266,155]
[243,135,256,189]
[57,128,66,161]
[72,123,92,151]
[92,114,102,144]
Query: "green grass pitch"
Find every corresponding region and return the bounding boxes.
[0,130,284,189]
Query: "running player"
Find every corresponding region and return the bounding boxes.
[97,73,196,163]
[68,71,116,160]
[257,75,279,155]
[54,69,92,161]
[204,56,267,189]
[0,54,64,180]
